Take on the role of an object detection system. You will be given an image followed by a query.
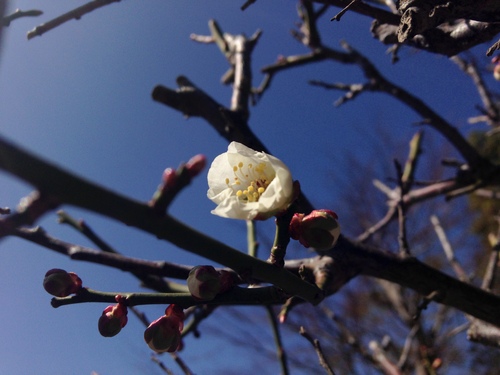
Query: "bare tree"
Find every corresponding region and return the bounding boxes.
[1,1,500,373]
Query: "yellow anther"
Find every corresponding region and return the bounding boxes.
[228,160,275,203]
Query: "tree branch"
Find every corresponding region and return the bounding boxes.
[2,8,42,27]
[327,236,500,327]
[0,136,323,304]
[27,0,121,40]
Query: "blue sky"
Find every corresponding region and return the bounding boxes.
[0,1,494,374]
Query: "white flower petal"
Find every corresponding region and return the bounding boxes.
[207,142,294,220]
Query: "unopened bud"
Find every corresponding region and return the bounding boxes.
[144,304,184,353]
[494,64,500,81]
[289,209,340,252]
[218,270,235,294]
[98,295,128,337]
[185,154,206,178]
[162,168,177,188]
[187,265,221,301]
[43,269,82,297]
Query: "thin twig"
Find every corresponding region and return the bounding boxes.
[397,325,419,369]
[240,0,257,11]
[330,0,360,22]
[150,356,174,375]
[394,159,410,257]
[368,340,401,375]
[341,42,487,171]
[356,206,396,242]
[57,210,118,254]
[451,56,500,127]
[266,306,289,375]
[430,215,469,282]
[299,326,336,375]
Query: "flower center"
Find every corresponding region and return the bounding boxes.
[225,162,272,203]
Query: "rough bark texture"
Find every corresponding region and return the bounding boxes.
[318,0,500,56]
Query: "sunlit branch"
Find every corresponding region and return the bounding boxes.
[190,20,262,121]
[2,8,42,27]
[430,215,469,282]
[27,0,121,40]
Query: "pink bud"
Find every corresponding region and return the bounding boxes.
[98,295,128,337]
[494,65,500,81]
[43,269,82,297]
[185,154,206,178]
[144,304,184,353]
[289,209,340,252]
[162,168,177,189]
[187,265,221,301]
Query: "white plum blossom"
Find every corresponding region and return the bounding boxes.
[207,142,294,220]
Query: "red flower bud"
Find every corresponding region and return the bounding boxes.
[43,269,82,297]
[162,168,177,189]
[187,265,221,301]
[289,209,340,252]
[186,154,206,178]
[494,64,500,81]
[98,295,128,337]
[144,304,184,353]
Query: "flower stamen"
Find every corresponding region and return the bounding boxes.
[226,161,272,203]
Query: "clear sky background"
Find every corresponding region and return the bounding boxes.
[0,1,493,374]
